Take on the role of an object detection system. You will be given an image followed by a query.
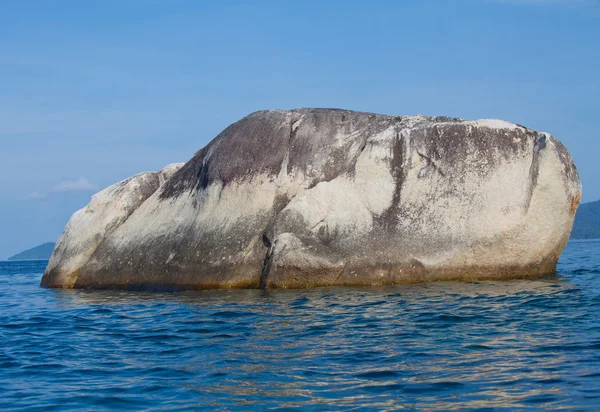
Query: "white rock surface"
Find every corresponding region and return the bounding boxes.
[41,109,581,289]
[42,163,184,287]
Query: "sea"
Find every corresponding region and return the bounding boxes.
[1,240,599,411]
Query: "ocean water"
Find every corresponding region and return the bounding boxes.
[1,241,600,411]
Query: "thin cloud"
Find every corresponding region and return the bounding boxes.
[52,177,98,193]
[24,192,46,200]
[22,177,98,200]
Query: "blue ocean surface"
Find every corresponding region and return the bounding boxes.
[1,241,600,411]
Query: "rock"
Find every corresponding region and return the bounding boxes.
[41,109,581,290]
[42,163,184,288]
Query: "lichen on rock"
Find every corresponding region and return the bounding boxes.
[41,109,581,290]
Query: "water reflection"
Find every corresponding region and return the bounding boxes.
[1,241,599,410]
[42,271,596,409]
[52,274,571,307]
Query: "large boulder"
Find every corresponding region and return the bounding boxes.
[41,109,581,289]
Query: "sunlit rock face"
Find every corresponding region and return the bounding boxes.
[41,109,581,290]
[41,163,183,288]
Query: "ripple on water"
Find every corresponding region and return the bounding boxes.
[1,241,600,410]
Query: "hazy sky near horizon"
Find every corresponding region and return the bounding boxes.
[0,0,599,258]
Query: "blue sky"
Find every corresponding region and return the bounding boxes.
[0,0,599,258]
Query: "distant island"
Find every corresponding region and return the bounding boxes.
[8,242,55,261]
[571,200,600,240]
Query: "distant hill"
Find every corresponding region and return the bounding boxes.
[8,242,55,261]
[571,200,600,240]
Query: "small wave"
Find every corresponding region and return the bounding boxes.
[355,370,401,379]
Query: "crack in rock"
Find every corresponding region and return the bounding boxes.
[416,150,446,177]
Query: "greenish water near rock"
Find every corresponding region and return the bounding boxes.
[1,240,600,410]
